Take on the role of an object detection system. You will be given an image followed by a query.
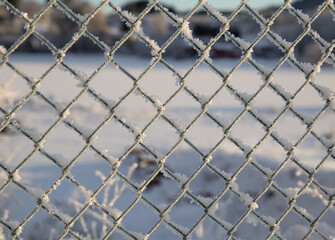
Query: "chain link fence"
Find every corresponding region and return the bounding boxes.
[0,0,335,239]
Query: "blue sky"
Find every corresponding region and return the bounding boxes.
[91,0,285,12]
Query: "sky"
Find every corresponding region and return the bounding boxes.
[90,0,285,12]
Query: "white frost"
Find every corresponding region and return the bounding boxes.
[12,170,21,182]
[246,213,260,227]
[43,202,72,224]
[314,84,334,101]
[294,9,310,25]
[0,45,6,54]
[271,82,292,101]
[272,131,293,151]
[54,102,70,118]
[203,3,227,24]
[174,172,189,187]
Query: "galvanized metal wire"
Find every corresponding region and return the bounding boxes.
[0,0,335,239]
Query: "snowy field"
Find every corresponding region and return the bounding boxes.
[0,54,335,239]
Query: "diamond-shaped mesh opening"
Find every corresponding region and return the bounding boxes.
[138,62,180,103]
[188,161,227,197]
[278,208,314,239]
[0,182,37,225]
[270,8,305,42]
[14,151,62,192]
[311,7,335,42]
[185,62,223,96]
[34,6,80,49]
[167,195,205,232]
[0,129,35,170]
[13,95,59,136]
[20,207,63,240]
[184,114,223,152]
[37,66,82,104]
[0,71,32,112]
[42,121,86,160]
[120,200,160,234]
[229,111,267,148]
[256,185,289,220]
[93,117,135,159]
[294,35,323,64]
[0,7,25,48]
[271,111,308,146]
[148,220,185,240]
[68,149,112,192]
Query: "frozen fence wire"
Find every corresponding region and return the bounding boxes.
[0,0,335,239]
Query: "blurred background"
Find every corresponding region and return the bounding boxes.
[1,0,335,63]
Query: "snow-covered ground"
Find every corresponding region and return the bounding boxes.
[0,54,334,239]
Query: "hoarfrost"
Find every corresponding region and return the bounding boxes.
[252,160,273,177]
[212,165,232,179]
[181,21,192,39]
[246,213,260,227]
[129,231,146,240]
[121,10,141,32]
[54,1,80,23]
[282,187,298,199]
[27,187,50,204]
[44,202,72,224]
[299,62,315,75]
[234,138,252,155]
[108,208,122,219]
[77,126,96,142]
[29,131,45,148]
[54,102,70,118]
[95,93,116,109]
[255,63,272,78]
[324,187,335,196]
[147,39,161,56]
[174,172,189,187]
[268,32,292,51]
[97,150,118,165]
[221,219,233,230]
[76,185,93,202]
[164,115,185,134]
[203,3,227,23]
[165,221,189,236]
[314,84,334,101]
[271,83,292,101]
[157,204,168,212]
[238,91,254,104]
[208,202,219,214]
[241,192,258,209]
[5,219,22,235]
[294,9,310,25]
[263,216,277,227]
[156,5,183,27]
[195,92,212,106]
[51,153,68,169]
[298,111,314,125]
[128,123,145,143]
[195,195,214,207]
[294,205,313,221]
[12,170,21,182]
[151,95,164,110]
[272,131,293,151]
[234,37,251,51]
[0,45,6,54]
